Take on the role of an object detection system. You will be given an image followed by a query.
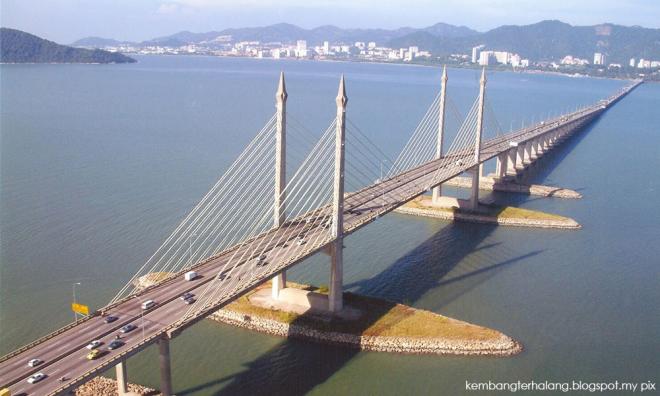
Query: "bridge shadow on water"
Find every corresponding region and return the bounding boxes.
[176,218,543,396]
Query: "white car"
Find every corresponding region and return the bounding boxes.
[296,238,306,246]
[86,340,102,350]
[27,358,43,367]
[27,372,46,384]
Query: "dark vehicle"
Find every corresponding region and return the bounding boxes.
[120,324,136,333]
[184,297,196,305]
[104,315,118,324]
[180,292,194,301]
[108,340,124,350]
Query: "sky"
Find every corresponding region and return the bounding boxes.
[1,0,659,44]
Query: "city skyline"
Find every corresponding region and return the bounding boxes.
[2,0,659,44]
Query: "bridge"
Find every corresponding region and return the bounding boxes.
[0,68,640,396]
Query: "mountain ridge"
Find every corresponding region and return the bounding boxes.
[1,28,136,64]
[69,20,660,63]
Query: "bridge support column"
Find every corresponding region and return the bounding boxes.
[115,360,128,395]
[506,147,517,176]
[469,68,487,211]
[329,238,343,312]
[495,152,508,180]
[272,72,288,299]
[329,75,347,313]
[523,141,533,165]
[158,337,173,396]
[431,66,448,204]
[530,139,539,160]
[470,67,486,210]
[516,144,525,171]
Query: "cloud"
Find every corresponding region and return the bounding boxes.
[156,3,181,14]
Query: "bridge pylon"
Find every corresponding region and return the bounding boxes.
[272,71,287,299]
[431,65,448,204]
[329,75,347,313]
[470,68,487,210]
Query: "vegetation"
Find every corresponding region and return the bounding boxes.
[223,282,502,340]
[390,20,660,64]
[0,28,136,64]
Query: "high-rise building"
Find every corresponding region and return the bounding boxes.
[471,45,485,63]
[368,42,376,49]
[296,40,308,57]
[478,51,493,66]
[323,41,330,54]
[629,58,636,67]
[594,52,606,65]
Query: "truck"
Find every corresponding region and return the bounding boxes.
[184,271,198,281]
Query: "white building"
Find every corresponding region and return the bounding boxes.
[493,51,511,64]
[355,42,365,50]
[593,52,606,65]
[471,45,485,63]
[322,41,330,54]
[478,51,493,66]
[510,54,521,67]
[368,41,376,49]
[296,40,308,57]
[629,58,636,67]
[637,59,651,68]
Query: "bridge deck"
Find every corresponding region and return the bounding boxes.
[0,81,640,396]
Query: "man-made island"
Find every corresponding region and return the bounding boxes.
[0,28,136,64]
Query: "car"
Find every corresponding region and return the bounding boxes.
[183,297,196,305]
[27,358,43,367]
[296,238,306,246]
[86,340,102,350]
[108,339,124,350]
[455,160,464,166]
[141,300,156,310]
[104,315,118,324]
[27,373,46,384]
[86,349,103,360]
[219,273,229,280]
[120,324,136,333]
[180,292,194,301]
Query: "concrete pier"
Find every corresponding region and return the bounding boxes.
[158,337,173,396]
[272,72,287,299]
[115,360,128,395]
[329,75,347,313]
[469,68,486,211]
[431,66,448,204]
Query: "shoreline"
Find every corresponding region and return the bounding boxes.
[125,53,642,83]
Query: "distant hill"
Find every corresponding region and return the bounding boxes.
[389,20,660,63]
[71,36,134,47]
[0,28,136,63]
[75,22,478,48]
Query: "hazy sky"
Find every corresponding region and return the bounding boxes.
[2,0,659,43]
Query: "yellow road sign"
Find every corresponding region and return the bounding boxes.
[71,302,89,316]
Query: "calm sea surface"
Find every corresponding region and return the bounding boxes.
[1,56,659,395]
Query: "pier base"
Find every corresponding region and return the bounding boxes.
[443,175,581,199]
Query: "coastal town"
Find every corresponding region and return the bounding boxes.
[97,37,660,79]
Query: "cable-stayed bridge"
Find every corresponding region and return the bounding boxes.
[0,69,641,396]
